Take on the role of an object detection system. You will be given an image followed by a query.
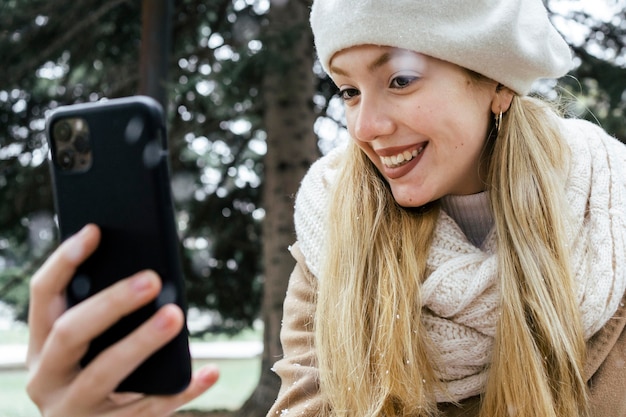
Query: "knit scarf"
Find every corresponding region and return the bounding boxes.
[294,118,626,402]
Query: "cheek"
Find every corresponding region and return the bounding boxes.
[430,81,493,133]
[353,138,377,161]
[443,102,492,146]
[466,112,492,145]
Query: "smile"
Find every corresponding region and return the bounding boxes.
[380,145,425,168]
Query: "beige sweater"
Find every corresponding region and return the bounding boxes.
[268,116,626,415]
[267,243,626,417]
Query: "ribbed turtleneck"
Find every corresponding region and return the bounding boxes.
[440,192,493,248]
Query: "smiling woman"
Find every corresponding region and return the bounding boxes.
[266,0,626,417]
[329,47,505,207]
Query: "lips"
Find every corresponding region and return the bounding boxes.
[377,144,427,179]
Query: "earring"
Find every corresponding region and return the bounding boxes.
[495,111,503,134]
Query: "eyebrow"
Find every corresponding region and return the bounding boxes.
[367,52,393,72]
[329,50,394,77]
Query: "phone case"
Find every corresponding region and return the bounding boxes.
[46,96,192,394]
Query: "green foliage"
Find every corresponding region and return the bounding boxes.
[0,0,273,333]
[0,0,625,333]
[549,1,626,140]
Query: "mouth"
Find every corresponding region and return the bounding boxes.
[380,145,426,168]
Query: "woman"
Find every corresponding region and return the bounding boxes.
[267,0,626,416]
[26,1,626,417]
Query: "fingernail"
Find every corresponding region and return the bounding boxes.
[197,365,220,384]
[153,308,175,331]
[64,226,91,262]
[130,272,155,293]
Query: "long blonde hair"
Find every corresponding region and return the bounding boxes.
[314,94,589,416]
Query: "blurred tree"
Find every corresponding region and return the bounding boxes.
[1,0,318,415]
[547,0,626,141]
[0,0,625,415]
[235,2,317,416]
[0,0,272,330]
[138,0,173,109]
[1,0,148,320]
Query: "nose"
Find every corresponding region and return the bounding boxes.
[351,96,395,142]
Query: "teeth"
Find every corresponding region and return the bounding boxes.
[381,146,424,168]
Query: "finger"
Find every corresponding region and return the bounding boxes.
[27,271,160,406]
[107,392,145,406]
[68,304,185,407]
[34,270,162,382]
[155,364,220,410]
[111,365,220,417]
[28,224,101,361]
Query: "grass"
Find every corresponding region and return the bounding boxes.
[0,359,260,417]
[0,327,261,417]
[182,358,261,411]
[0,370,39,417]
[0,326,29,344]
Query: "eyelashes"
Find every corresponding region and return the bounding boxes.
[338,87,359,101]
[338,75,419,102]
[390,75,418,89]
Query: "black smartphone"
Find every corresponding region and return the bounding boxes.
[45,96,192,394]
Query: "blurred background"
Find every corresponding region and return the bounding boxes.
[0,0,625,416]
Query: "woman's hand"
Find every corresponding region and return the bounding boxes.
[26,224,219,417]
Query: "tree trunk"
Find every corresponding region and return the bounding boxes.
[139,0,172,109]
[235,0,317,416]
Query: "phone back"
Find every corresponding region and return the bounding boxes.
[46,96,191,394]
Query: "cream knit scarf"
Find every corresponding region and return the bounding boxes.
[294,118,626,402]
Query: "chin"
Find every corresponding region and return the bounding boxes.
[391,191,432,208]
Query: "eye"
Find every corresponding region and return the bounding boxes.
[338,87,360,101]
[390,75,418,89]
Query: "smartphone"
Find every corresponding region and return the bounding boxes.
[45,96,192,394]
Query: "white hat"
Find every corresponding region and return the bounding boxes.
[310,0,573,95]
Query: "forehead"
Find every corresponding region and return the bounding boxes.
[328,44,494,91]
[329,45,430,76]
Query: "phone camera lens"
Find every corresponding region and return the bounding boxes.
[74,133,91,154]
[57,149,75,170]
[53,121,72,142]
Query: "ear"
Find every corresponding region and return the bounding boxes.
[491,84,515,114]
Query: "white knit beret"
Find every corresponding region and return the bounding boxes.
[310,0,573,95]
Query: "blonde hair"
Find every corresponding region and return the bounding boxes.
[314,94,589,416]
